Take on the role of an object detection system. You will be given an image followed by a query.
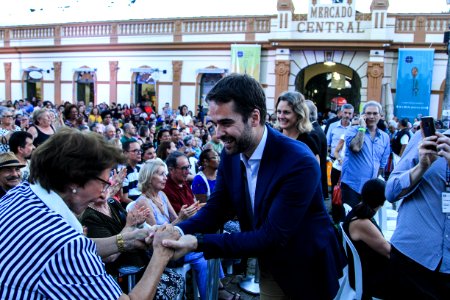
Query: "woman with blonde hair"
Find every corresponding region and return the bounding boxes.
[276,91,320,162]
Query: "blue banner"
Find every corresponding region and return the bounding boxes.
[394,49,434,121]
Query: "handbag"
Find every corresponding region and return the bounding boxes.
[332,179,342,206]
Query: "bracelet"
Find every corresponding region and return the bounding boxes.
[358,127,367,133]
[116,234,126,253]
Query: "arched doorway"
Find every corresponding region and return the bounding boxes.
[22,67,43,101]
[195,66,226,120]
[74,67,96,105]
[295,63,361,115]
[131,66,159,109]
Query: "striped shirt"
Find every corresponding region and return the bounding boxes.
[122,164,141,201]
[0,183,122,299]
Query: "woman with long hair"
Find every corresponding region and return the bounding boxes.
[276,91,320,162]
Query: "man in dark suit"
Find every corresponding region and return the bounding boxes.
[163,74,343,299]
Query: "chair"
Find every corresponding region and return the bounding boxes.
[239,258,260,295]
[339,223,363,300]
[118,265,144,293]
[172,263,199,300]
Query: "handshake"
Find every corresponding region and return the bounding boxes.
[125,224,199,261]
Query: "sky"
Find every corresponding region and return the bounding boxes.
[0,0,449,26]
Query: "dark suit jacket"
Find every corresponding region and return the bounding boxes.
[311,121,329,198]
[179,126,343,298]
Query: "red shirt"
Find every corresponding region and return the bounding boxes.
[163,176,195,213]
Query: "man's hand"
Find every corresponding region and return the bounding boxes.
[437,132,450,164]
[152,224,179,259]
[359,114,367,128]
[162,235,198,260]
[418,135,439,170]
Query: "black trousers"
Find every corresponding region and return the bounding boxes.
[387,246,450,300]
[341,182,361,208]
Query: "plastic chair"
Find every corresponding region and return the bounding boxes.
[172,263,199,300]
[339,223,363,300]
[239,259,260,295]
[118,265,144,293]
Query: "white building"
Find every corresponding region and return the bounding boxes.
[0,0,448,119]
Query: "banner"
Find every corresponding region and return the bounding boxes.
[230,45,261,81]
[394,49,434,121]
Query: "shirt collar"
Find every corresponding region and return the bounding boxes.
[240,125,268,164]
[30,182,83,234]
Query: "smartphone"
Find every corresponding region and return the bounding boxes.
[421,116,437,151]
[421,116,436,137]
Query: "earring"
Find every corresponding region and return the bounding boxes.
[72,188,77,194]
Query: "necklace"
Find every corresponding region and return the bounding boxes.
[88,203,112,218]
[144,192,169,220]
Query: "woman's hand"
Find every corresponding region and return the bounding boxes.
[126,203,151,228]
[107,168,127,196]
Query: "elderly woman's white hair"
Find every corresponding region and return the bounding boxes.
[138,158,168,193]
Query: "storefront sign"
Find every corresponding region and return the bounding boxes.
[298,1,365,34]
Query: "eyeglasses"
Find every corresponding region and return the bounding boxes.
[94,176,111,193]
[2,115,13,118]
[176,165,191,171]
[128,149,142,154]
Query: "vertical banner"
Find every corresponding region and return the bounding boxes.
[394,49,434,121]
[230,45,261,81]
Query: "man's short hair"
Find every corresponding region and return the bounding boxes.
[122,140,138,152]
[362,101,382,114]
[9,131,33,153]
[305,100,318,122]
[206,74,267,125]
[400,118,409,128]
[166,151,186,170]
[340,104,354,111]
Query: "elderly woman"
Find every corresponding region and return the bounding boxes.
[276,91,320,162]
[81,182,183,299]
[0,128,179,299]
[135,158,236,300]
[0,107,21,153]
[27,108,56,147]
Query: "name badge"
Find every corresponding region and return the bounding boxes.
[442,192,450,213]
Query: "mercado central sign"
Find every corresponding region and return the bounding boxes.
[298,1,365,34]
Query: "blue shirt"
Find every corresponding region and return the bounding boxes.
[341,126,390,193]
[385,131,450,273]
[0,183,122,299]
[326,120,349,157]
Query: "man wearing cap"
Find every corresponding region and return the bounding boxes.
[0,152,25,198]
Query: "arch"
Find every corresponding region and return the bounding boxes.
[130,65,159,109]
[22,66,44,102]
[295,62,362,115]
[194,65,226,116]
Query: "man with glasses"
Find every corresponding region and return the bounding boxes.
[119,140,142,207]
[163,151,201,214]
[341,100,390,207]
[0,108,21,153]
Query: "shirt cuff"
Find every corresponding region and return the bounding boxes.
[174,226,184,236]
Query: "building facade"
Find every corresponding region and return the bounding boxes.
[0,0,448,119]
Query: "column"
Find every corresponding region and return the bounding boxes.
[109,61,118,103]
[367,62,384,102]
[4,62,11,101]
[53,62,62,105]
[172,61,183,110]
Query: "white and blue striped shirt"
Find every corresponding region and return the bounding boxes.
[0,183,122,299]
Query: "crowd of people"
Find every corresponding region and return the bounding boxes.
[0,73,450,299]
